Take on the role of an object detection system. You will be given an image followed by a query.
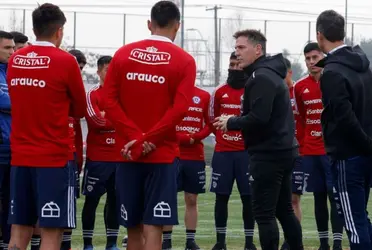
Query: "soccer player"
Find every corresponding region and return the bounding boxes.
[214,29,303,250]
[0,30,14,250]
[294,42,343,250]
[281,58,305,250]
[82,55,120,250]
[162,86,211,250]
[316,10,372,250]
[102,1,196,250]
[9,32,29,52]
[6,3,87,250]
[209,52,256,250]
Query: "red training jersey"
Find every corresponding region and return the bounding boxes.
[103,35,196,163]
[86,85,120,162]
[289,84,305,155]
[68,117,76,158]
[294,75,325,155]
[7,41,87,167]
[209,83,245,152]
[176,86,211,161]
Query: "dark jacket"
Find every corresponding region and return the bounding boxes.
[317,45,372,160]
[0,63,11,165]
[226,54,297,157]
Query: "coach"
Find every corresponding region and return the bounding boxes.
[316,10,372,250]
[213,29,303,250]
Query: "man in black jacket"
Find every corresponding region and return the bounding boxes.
[316,10,372,250]
[214,29,303,250]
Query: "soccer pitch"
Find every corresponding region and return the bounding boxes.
[71,167,358,250]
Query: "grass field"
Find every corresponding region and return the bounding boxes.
[70,167,359,250]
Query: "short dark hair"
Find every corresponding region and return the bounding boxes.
[233,29,267,54]
[284,58,291,70]
[0,31,14,40]
[303,42,322,54]
[68,49,87,65]
[151,1,181,28]
[32,3,66,38]
[316,10,345,42]
[97,56,112,68]
[230,52,237,60]
[10,31,28,44]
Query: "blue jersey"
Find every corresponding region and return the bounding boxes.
[0,63,11,164]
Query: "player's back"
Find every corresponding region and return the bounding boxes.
[7,42,85,167]
[115,37,194,137]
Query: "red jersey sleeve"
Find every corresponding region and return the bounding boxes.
[86,88,114,130]
[209,88,220,134]
[294,83,306,123]
[177,133,192,145]
[192,94,212,142]
[142,59,197,144]
[67,57,87,118]
[102,56,143,141]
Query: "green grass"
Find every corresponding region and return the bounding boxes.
[70,167,359,250]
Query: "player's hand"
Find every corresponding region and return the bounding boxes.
[213,115,234,132]
[100,111,105,118]
[190,137,195,145]
[142,141,156,155]
[121,139,137,160]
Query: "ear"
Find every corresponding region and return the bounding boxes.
[175,21,180,33]
[255,43,263,56]
[147,20,152,32]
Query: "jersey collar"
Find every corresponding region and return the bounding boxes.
[32,41,56,47]
[148,35,173,43]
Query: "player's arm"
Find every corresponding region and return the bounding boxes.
[141,59,197,144]
[86,90,114,130]
[74,118,83,172]
[226,75,275,131]
[177,133,193,145]
[208,89,220,134]
[67,56,87,118]
[1,79,11,113]
[192,94,212,142]
[293,83,306,122]
[320,71,372,153]
[102,55,143,141]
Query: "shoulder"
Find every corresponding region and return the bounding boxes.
[87,85,100,96]
[294,75,310,88]
[195,86,210,96]
[250,70,275,86]
[212,83,227,96]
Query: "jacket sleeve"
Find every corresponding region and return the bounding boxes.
[102,55,143,142]
[67,57,87,118]
[73,118,83,172]
[192,94,212,142]
[86,89,114,130]
[320,71,372,152]
[227,74,276,131]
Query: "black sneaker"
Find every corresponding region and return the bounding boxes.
[212,243,227,250]
[185,240,201,250]
[122,236,128,248]
[332,246,342,250]
[318,246,330,250]
[245,243,257,250]
[280,242,290,250]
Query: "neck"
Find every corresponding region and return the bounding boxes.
[152,29,174,42]
[99,81,104,87]
[36,37,57,47]
[323,41,345,54]
[311,72,321,82]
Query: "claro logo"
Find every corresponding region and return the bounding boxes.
[126,72,165,84]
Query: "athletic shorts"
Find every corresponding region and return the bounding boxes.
[177,160,206,194]
[303,155,333,193]
[82,160,118,197]
[292,156,304,195]
[209,151,251,196]
[116,160,178,228]
[8,161,76,229]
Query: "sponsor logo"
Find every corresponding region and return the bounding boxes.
[188,107,202,112]
[182,116,201,122]
[126,72,165,84]
[222,133,242,141]
[10,78,46,88]
[13,52,51,69]
[304,99,322,105]
[106,138,115,144]
[306,119,321,125]
[129,46,171,65]
[221,104,241,109]
[176,126,200,133]
[307,109,323,115]
[310,130,322,137]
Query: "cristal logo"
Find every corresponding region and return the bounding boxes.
[129,47,171,65]
[13,52,50,69]
[126,72,165,84]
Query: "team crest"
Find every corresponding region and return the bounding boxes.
[193,96,201,104]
